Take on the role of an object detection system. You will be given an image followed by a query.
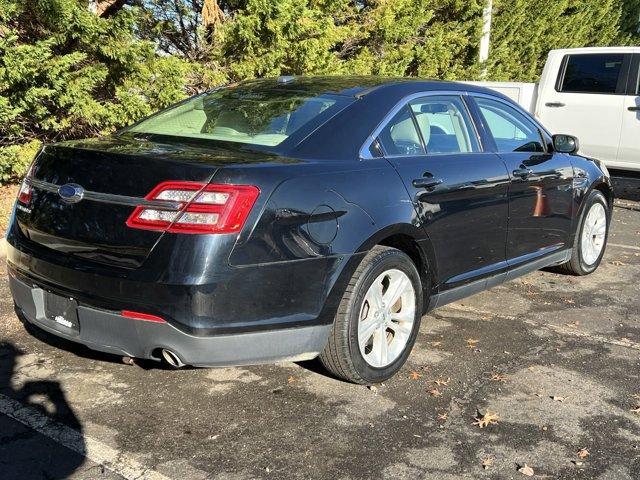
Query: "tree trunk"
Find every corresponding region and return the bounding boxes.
[202,0,224,30]
[90,0,128,17]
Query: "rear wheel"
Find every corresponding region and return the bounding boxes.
[556,190,609,276]
[319,246,423,384]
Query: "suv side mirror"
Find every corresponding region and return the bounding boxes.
[553,134,579,154]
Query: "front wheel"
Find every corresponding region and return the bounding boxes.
[319,246,423,384]
[556,190,610,276]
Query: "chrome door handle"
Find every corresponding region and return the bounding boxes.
[545,102,565,108]
[412,177,443,190]
[513,168,533,179]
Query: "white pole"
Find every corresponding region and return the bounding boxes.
[479,0,493,77]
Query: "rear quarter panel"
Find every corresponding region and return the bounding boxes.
[220,159,426,327]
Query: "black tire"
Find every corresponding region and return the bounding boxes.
[319,245,423,384]
[555,190,609,276]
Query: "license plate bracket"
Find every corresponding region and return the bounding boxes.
[44,292,79,333]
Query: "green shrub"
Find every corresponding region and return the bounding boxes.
[0,141,42,183]
[0,0,194,184]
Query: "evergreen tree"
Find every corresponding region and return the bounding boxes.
[0,0,637,183]
[0,0,193,181]
[487,0,633,81]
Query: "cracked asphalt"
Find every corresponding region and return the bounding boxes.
[1,176,639,480]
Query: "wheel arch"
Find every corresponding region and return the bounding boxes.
[592,181,614,210]
[355,223,437,312]
[315,223,437,330]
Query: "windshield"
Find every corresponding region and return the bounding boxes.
[127,85,350,147]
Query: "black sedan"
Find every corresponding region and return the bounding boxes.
[7,76,612,383]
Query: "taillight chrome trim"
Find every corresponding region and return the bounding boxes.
[126,182,260,234]
[28,178,183,210]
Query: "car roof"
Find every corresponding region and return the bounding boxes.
[238,75,505,100]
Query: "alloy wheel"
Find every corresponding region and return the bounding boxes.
[580,202,607,266]
[357,269,416,368]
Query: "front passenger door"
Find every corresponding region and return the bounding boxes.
[472,96,574,266]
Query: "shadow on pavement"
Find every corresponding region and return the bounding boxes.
[0,342,86,479]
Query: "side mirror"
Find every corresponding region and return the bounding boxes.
[552,134,579,154]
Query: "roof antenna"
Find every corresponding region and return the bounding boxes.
[277,75,296,84]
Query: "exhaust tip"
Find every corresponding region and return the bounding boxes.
[161,349,185,368]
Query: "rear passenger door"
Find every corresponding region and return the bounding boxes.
[537,52,631,165]
[471,95,574,266]
[372,94,511,292]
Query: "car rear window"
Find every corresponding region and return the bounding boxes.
[559,53,624,94]
[127,86,350,147]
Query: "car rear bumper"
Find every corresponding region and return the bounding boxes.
[10,273,330,366]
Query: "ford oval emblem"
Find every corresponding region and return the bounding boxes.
[58,183,84,203]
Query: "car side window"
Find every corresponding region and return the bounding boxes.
[559,53,624,94]
[409,96,480,154]
[377,106,426,156]
[475,97,545,153]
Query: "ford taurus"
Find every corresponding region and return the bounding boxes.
[7,76,613,383]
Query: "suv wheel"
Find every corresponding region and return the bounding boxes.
[320,246,423,384]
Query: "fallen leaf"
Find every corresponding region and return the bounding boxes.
[482,457,493,469]
[565,321,580,328]
[437,411,448,421]
[577,448,590,458]
[473,410,499,428]
[610,260,627,266]
[518,464,534,476]
[527,366,536,371]
[481,315,491,321]
[551,395,565,402]
[427,388,442,397]
[466,338,480,348]
[287,376,296,383]
[631,405,640,414]
[409,371,422,380]
[491,372,507,382]
[563,298,575,304]
[434,377,450,386]
[430,341,442,347]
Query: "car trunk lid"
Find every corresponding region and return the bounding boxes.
[14,136,256,268]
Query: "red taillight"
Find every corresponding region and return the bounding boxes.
[126,181,260,234]
[17,164,34,205]
[121,310,166,323]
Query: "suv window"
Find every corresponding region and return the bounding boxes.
[377,106,425,156]
[476,97,545,153]
[559,53,624,94]
[409,96,480,154]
